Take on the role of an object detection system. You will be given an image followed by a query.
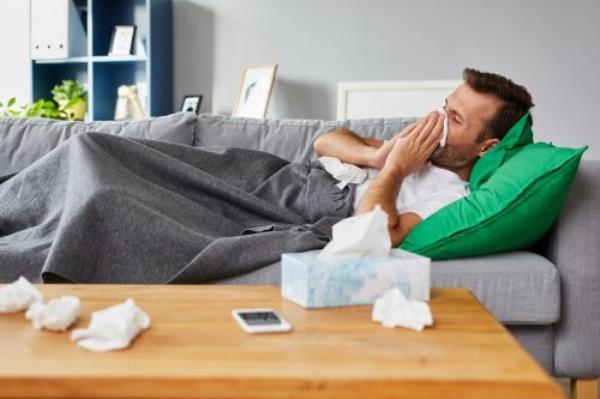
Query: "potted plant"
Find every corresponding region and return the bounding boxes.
[51,80,87,121]
[0,80,88,121]
[0,97,62,119]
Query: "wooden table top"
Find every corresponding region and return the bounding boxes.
[0,285,564,399]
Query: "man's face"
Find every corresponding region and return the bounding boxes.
[430,83,504,168]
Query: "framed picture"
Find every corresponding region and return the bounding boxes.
[109,25,136,56]
[180,95,203,115]
[233,64,278,118]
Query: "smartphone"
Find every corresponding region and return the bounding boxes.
[231,308,292,334]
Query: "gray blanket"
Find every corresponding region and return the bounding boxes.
[0,132,353,283]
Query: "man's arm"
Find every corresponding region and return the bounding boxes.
[354,163,423,246]
[313,128,398,169]
[355,112,444,246]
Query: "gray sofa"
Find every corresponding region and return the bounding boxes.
[0,113,598,382]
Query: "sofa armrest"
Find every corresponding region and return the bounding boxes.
[539,159,600,378]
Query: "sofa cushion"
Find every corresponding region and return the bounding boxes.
[194,115,323,163]
[431,251,560,324]
[342,117,417,141]
[0,113,196,177]
[86,112,196,144]
[217,250,560,325]
[194,114,415,164]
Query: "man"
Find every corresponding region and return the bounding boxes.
[0,68,533,284]
[314,68,534,246]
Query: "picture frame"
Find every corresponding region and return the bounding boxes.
[108,25,136,56]
[180,95,203,115]
[233,64,278,118]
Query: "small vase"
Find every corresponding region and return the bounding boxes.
[63,100,87,121]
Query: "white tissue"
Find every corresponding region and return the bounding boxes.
[437,109,449,147]
[372,288,433,331]
[319,205,391,259]
[318,156,368,189]
[26,296,80,332]
[70,298,150,352]
[0,276,43,314]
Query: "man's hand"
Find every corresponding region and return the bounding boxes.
[384,112,444,176]
[368,130,406,168]
[355,111,444,246]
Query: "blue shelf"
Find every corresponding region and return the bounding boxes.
[29,0,172,121]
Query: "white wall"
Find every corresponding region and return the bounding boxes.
[173,0,600,159]
[2,1,598,159]
[0,0,30,102]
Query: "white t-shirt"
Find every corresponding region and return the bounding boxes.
[352,163,469,220]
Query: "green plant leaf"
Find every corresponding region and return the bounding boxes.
[64,98,82,109]
[52,79,87,105]
[3,85,85,120]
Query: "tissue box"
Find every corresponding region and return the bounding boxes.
[281,249,430,308]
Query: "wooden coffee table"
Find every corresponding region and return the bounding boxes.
[0,285,564,399]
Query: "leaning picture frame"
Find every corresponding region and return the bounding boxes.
[108,25,136,56]
[232,64,278,118]
[180,95,203,115]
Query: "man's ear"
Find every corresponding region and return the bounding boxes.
[477,138,499,158]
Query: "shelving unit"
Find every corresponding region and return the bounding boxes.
[30,0,172,121]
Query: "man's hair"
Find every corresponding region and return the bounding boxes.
[463,68,534,141]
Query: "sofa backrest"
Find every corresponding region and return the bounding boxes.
[0,112,417,176]
[0,113,196,176]
[194,114,416,164]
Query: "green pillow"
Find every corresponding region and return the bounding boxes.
[400,142,587,260]
[469,111,534,191]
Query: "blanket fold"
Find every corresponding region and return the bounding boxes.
[0,132,353,283]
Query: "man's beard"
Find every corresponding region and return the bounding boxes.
[429,144,477,168]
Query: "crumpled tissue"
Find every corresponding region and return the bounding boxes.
[70,298,150,352]
[318,156,368,189]
[372,287,433,331]
[438,108,449,147]
[26,296,81,331]
[0,276,43,314]
[318,205,391,259]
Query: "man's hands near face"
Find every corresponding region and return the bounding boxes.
[383,112,444,176]
[370,133,403,169]
[356,111,443,244]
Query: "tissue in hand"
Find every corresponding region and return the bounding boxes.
[318,156,368,189]
[372,288,433,331]
[282,207,430,308]
[318,205,391,259]
[438,108,449,148]
[0,276,43,314]
[26,296,81,332]
[70,299,150,352]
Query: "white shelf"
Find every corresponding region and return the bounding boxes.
[91,55,147,63]
[34,57,89,64]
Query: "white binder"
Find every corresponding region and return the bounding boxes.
[30,0,86,60]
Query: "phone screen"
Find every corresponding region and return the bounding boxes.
[238,311,282,326]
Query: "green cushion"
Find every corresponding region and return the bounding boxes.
[400,142,587,260]
[469,111,534,191]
